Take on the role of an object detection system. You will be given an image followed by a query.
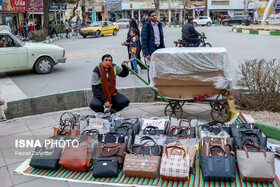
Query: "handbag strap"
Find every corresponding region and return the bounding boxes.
[209,145,227,157]
[101,143,121,156]
[240,131,260,144]
[176,135,191,140]
[179,118,191,128]
[143,126,160,136]
[82,129,99,136]
[103,132,120,143]
[241,138,258,147]
[165,145,186,158]
[243,143,266,158]
[140,136,156,143]
[135,142,152,155]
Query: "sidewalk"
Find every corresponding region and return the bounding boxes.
[0,102,212,187]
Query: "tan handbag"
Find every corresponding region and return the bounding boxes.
[123,143,161,178]
[53,112,79,138]
[59,136,92,171]
[97,142,126,164]
[201,138,234,156]
[236,140,275,182]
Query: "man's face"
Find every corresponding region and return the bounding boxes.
[149,12,157,22]
[190,20,193,24]
[102,56,112,69]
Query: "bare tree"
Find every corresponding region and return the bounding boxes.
[243,0,256,15]
[180,0,191,19]
[43,0,49,29]
[81,0,87,25]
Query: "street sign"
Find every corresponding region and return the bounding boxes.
[197,10,200,15]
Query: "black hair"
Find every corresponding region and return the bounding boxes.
[102,54,112,61]
[148,10,156,17]
[188,18,193,23]
[131,28,138,34]
[140,18,146,24]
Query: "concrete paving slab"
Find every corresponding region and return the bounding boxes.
[25,116,59,130]
[31,126,54,140]
[67,181,100,187]
[2,147,33,166]
[118,107,150,118]
[0,131,34,150]
[7,162,38,186]
[0,166,13,187]
[0,122,29,137]
[0,150,6,167]
[15,178,69,187]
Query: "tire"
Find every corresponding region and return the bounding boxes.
[83,36,86,38]
[96,30,101,38]
[193,22,197,26]
[201,43,212,47]
[113,29,117,36]
[34,57,54,74]
[207,22,211,26]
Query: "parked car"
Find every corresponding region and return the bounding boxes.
[266,14,280,25]
[114,19,130,29]
[193,16,212,26]
[80,21,119,38]
[0,29,66,74]
[222,16,252,26]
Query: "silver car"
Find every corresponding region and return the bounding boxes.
[114,19,130,29]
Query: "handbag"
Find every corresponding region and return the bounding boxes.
[113,118,140,135]
[160,145,190,181]
[29,140,63,170]
[201,145,236,181]
[134,134,167,146]
[169,119,196,138]
[97,142,126,165]
[231,123,259,138]
[123,144,161,178]
[53,112,79,138]
[236,142,275,182]
[92,157,119,178]
[200,121,231,139]
[94,109,121,134]
[201,138,234,156]
[59,136,92,171]
[166,135,200,147]
[98,132,125,143]
[202,137,234,150]
[81,129,99,159]
[110,123,133,152]
[234,130,267,150]
[140,117,169,135]
[131,139,163,156]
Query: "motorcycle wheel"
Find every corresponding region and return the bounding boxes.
[201,43,212,47]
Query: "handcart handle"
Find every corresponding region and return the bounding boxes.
[124,62,169,102]
[128,58,149,70]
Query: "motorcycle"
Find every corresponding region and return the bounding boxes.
[174,32,212,47]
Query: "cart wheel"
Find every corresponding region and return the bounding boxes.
[164,101,183,118]
[210,101,231,122]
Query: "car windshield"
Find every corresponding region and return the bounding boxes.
[90,22,102,27]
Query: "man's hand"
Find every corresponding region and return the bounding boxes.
[122,60,129,66]
[104,101,111,108]
[146,55,151,61]
[121,43,126,46]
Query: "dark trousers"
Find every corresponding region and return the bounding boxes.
[190,38,201,47]
[89,92,130,113]
[66,29,69,38]
[51,28,58,38]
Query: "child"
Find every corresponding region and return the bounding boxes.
[122,28,139,73]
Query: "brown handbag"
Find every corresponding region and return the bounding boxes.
[53,112,79,138]
[123,143,161,178]
[97,142,126,164]
[202,137,234,151]
[169,119,196,138]
[59,136,92,171]
[201,138,233,156]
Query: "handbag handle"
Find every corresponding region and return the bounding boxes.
[140,136,156,144]
[243,143,266,158]
[240,131,260,144]
[124,118,139,123]
[81,129,99,136]
[179,118,191,128]
[101,143,121,157]
[176,135,191,140]
[241,138,259,147]
[235,123,256,129]
[103,132,120,143]
[208,145,227,157]
[165,145,186,158]
[143,126,160,136]
[135,142,152,155]
[103,109,116,115]
[206,138,225,156]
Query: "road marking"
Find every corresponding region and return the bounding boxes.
[0,75,27,102]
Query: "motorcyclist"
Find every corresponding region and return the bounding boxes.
[181,18,202,47]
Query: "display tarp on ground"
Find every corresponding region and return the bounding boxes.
[149,47,241,93]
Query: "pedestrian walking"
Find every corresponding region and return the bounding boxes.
[51,20,58,38]
[29,24,34,32]
[24,22,29,38]
[18,25,23,38]
[141,10,165,64]
[64,19,71,38]
[163,16,166,26]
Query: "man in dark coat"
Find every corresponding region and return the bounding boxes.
[141,10,165,63]
[182,18,202,47]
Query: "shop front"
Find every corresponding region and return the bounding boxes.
[107,0,122,22]
[26,0,44,29]
[48,2,67,23]
[121,1,155,22]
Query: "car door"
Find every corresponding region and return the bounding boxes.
[197,17,203,25]
[0,34,28,72]
[107,22,114,34]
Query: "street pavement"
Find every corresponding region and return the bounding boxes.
[1,26,280,100]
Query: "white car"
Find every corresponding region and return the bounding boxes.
[266,14,280,25]
[193,16,212,26]
[0,30,66,74]
[114,19,130,29]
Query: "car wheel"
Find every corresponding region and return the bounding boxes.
[207,22,211,26]
[193,22,197,26]
[96,30,101,38]
[83,36,86,38]
[113,29,117,36]
[34,57,54,74]
[223,22,229,26]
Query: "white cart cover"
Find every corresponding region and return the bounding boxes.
[149,47,240,91]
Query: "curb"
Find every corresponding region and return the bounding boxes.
[232,28,280,36]
[255,122,280,141]
[42,32,79,44]
[165,25,183,28]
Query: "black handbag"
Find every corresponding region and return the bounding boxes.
[131,139,163,156]
[110,123,133,136]
[169,119,196,138]
[142,126,160,136]
[98,132,125,143]
[231,123,259,138]
[29,145,63,170]
[201,146,236,181]
[92,157,119,178]
[234,130,267,150]
[200,121,232,136]
[113,118,140,135]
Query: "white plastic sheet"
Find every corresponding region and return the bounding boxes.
[149,47,241,91]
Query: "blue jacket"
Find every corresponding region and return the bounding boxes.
[125,35,139,56]
[141,20,165,57]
